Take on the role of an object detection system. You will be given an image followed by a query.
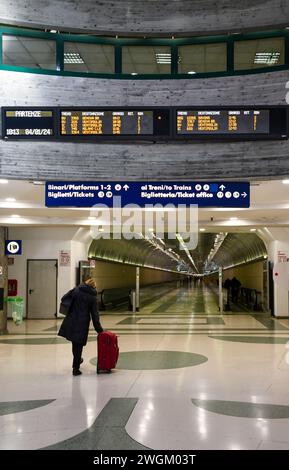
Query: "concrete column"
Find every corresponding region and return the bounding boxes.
[0,227,8,334]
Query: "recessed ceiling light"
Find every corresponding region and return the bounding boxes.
[188,71,196,74]
[5,198,16,202]
[282,179,289,184]
[88,216,96,220]
[199,228,206,232]
[254,52,280,65]
[0,179,9,184]
[64,52,84,64]
[98,228,104,232]
[250,228,256,232]
[50,29,57,33]
[11,214,20,218]
[131,72,138,75]
[155,53,171,64]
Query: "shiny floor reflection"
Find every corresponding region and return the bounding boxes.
[1,286,289,450]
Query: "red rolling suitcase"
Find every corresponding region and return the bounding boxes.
[97,331,119,374]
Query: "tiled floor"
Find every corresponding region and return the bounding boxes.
[1,286,289,450]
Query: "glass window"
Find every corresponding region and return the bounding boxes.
[234,37,285,70]
[64,42,115,73]
[122,46,171,74]
[2,35,56,69]
[178,43,227,74]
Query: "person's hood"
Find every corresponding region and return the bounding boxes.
[77,284,97,296]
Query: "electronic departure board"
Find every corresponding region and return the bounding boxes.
[177,109,270,135]
[60,108,170,138]
[2,108,55,138]
[1,106,288,140]
[61,110,153,135]
[175,107,288,139]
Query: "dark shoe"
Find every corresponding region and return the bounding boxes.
[73,369,82,376]
[72,358,83,369]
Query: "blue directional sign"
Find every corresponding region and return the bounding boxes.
[45,182,250,208]
[5,240,22,255]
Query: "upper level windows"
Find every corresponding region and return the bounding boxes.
[122,46,172,74]
[178,43,227,74]
[2,35,56,69]
[63,42,115,74]
[234,37,285,70]
[0,26,287,78]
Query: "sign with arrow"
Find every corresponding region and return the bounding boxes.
[45,181,250,208]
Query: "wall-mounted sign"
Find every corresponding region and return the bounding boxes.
[277,250,288,263]
[5,240,22,255]
[177,109,269,135]
[8,279,18,296]
[2,106,288,141]
[60,109,167,136]
[59,250,71,267]
[2,108,55,138]
[273,261,289,289]
[46,181,250,208]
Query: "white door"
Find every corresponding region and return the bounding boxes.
[27,260,57,318]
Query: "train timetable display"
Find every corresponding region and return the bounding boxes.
[2,109,54,137]
[61,110,154,136]
[177,109,270,135]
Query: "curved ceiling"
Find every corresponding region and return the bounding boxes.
[88,233,267,275]
[88,236,195,274]
[1,1,288,35]
[212,233,267,268]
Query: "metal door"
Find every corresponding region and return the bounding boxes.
[27,260,57,318]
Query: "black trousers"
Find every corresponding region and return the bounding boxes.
[72,342,83,369]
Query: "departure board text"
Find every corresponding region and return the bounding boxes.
[3,110,54,137]
[61,110,154,135]
[177,110,270,134]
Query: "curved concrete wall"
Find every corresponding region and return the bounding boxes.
[0,69,289,180]
[0,1,289,35]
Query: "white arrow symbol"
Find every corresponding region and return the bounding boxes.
[220,185,226,190]
[241,192,247,197]
[123,184,130,191]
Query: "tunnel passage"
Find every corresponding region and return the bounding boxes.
[85,232,268,315]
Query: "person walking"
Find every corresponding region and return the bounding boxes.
[231,277,241,304]
[58,278,103,376]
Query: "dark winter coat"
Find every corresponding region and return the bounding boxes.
[58,284,103,345]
